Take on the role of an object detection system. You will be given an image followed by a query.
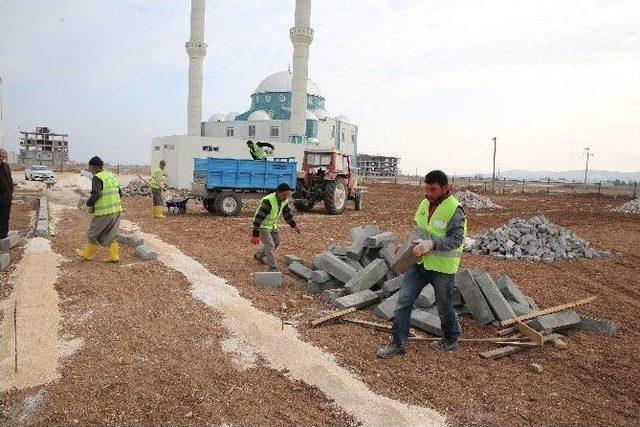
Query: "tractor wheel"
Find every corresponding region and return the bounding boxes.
[214,192,242,217]
[294,200,315,212]
[203,198,217,213]
[324,179,347,215]
[354,191,362,211]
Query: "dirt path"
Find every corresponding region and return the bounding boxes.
[0,237,68,392]
[122,219,446,427]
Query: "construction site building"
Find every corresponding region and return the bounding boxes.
[357,153,399,177]
[19,126,69,169]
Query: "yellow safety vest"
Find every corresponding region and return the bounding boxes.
[414,195,467,274]
[257,192,288,230]
[150,167,165,189]
[94,171,123,217]
[250,141,267,160]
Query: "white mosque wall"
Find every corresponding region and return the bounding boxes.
[203,119,290,144]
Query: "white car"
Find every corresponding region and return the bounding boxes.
[25,164,55,181]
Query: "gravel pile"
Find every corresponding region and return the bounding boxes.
[455,190,502,209]
[122,178,151,196]
[468,215,609,262]
[612,198,640,214]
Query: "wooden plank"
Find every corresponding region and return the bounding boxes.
[499,296,596,327]
[310,307,356,327]
[497,326,518,336]
[491,341,539,347]
[516,321,544,346]
[479,345,528,359]
[411,336,530,343]
[343,317,391,330]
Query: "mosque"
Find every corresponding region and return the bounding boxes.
[152,0,358,189]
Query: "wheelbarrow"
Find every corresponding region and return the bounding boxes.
[165,197,195,214]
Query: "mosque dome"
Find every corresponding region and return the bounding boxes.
[335,115,350,123]
[248,110,271,121]
[208,113,225,122]
[254,70,322,97]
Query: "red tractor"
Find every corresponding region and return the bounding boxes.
[292,148,362,214]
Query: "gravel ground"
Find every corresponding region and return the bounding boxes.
[120,184,639,427]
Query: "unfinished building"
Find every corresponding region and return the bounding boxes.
[19,126,69,169]
[356,153,399,177]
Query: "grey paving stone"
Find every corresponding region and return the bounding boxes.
[347,224,380,260]
[508,300,533,316]
[528,310,581,331]
[410,308,443,336]
[284,254,303,266]
[415,284,435,308]
[373,292,400,320]
[254,271,283,288]
[472,269,516,322]
[0,231,21,253]
[310,269,332,283]
[0,253,10,270]
[573,315,616,336]
[341,257,363,272]
[320,288,347,304]
[454,268,495,325]
[344,258,389,294]
[308,278,343,294]
[379,242,398,267]
[135,244,157,261]
[495,273,530,307]
[381,274,404,296]
[365,232,397,248]
[315,252,357,283]
[333,289,379,310]
[288,261,313,281]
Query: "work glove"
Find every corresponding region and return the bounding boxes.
[250,236,261,245]
[412,239,434,257]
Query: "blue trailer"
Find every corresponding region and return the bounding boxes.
[191,157,297,216]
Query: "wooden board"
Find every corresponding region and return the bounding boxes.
[479,345,528,359]
[310,307,356,327]
[499,296,596,327]
[516,321,544,346]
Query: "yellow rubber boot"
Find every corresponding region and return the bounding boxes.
[104,241,119,263]
[75,243,99,260]
[151,206,156,217]
[154,206,165,218]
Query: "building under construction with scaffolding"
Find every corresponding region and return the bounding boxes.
[19,126,69,169]
[356,153,399,177]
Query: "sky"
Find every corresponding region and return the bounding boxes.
[0,0,638,175]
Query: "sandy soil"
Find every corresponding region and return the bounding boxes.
[120,184,639,427]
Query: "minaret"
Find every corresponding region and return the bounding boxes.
[185,0,207,136]
[288,0,314,144]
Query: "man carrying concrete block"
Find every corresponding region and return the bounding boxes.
[251,183,301,272]
[75,156,123,263]
[377,170,467,358]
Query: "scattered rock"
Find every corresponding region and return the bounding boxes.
[529,363,543,373]
[455,190,502,209]
[612,198,640,214]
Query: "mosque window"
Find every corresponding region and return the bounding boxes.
[279,93,286,102]
[341,132,345,142]
[351,133,355,143]
[266,94,272,102]
[270,126,279,138]
[248,125,256,137]
[226,127,234,137]
[154,146,160,151]
[331,125,335,138]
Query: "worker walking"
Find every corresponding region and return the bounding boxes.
[251,183,301,271]
[76,156,123,262]
[150,160,167,218]
[246,140,274,161]
[377,170,467,358]
[0,149,14,239]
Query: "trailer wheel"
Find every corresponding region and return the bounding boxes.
[214,192,242,216]
[354,191,362,211]
[324,179,347,215]
[203,198,217,213]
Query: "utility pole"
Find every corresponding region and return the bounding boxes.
[583,147,594,183]
[491,137,497,192]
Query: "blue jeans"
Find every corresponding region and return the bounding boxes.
[392,264,461,346]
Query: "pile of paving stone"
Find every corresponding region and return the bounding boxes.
[122,178,151,196]
[282,225,615,337]
[467,215,609,261]
[612,197,640,214]
[455,190,502,209]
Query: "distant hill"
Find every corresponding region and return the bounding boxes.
[475,169,640,183]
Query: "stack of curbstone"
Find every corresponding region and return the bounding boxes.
[455,190,503,209]
[467,214,610,261]
[35,197,50,238]
[116,233,157,261]
[612,198,640,215]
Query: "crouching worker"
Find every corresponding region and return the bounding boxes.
[76,156,123,262]
[377,170,467,358]
[251,183,301,272]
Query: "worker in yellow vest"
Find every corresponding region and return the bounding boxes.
[150,160,166,218]
[377,170,467,358]
[251,183,301,271]
[76,156,123,262]
[246,140,274,161]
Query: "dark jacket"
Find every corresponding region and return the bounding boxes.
[0,163,14,196]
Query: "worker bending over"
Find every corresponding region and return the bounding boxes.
[247,140,274,161]
[150,160,167,218]
[251,183,301,271]
[377,170,467,358]
[76,156,123,262]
